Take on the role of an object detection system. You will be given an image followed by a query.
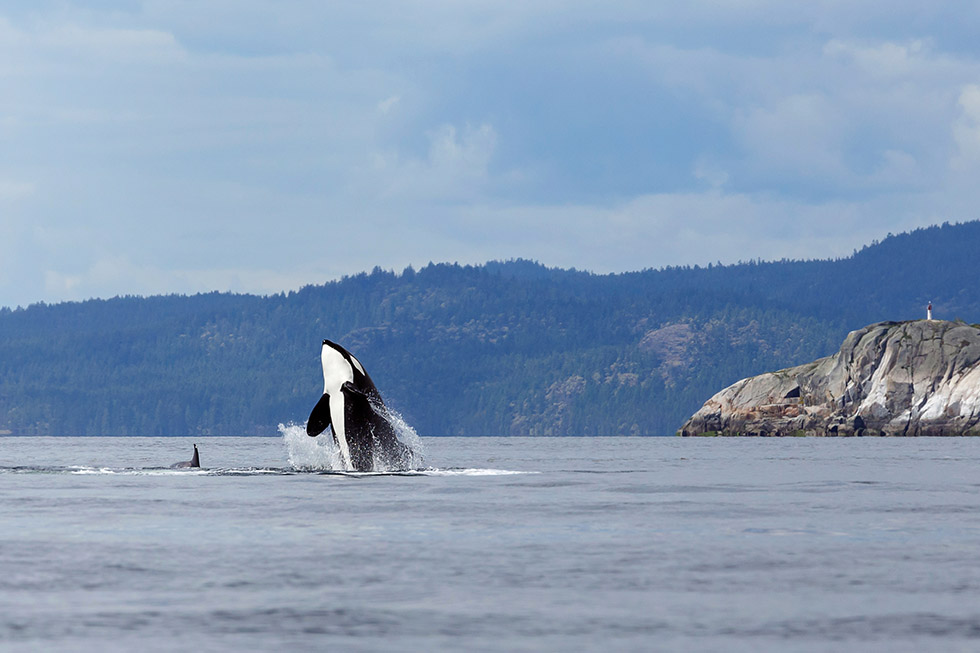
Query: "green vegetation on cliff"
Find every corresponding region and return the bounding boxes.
[2,221,979,435]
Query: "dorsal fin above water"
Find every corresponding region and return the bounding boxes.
[170,444,201,469]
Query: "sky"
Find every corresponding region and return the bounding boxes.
[3,1,980,307]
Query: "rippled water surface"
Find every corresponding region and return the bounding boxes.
[3,436,980,652]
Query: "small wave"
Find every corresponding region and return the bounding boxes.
[70,466,215,476]
[0,465,64,475]
[0,465,280,476]
[0,465,204,476]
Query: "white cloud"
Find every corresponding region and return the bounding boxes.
[377,95,401,114]
[43,270,82,296]
[37,25,183,59]
[444,191,893,272]
[0,180,35,200]
[612,33,980,195]
[692,159,729,189]
[824,39,929,78]
[952,84,980,169]
[733,93,847,182]
[365,122,499,202]
[41,255,316,304]
[429,123,496,172]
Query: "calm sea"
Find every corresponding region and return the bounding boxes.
[3,435,980,652]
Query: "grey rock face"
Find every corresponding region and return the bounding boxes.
[679,320,980,436]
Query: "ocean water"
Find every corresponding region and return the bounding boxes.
[3,436,980,652]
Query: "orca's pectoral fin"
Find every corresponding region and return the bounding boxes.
[307,393,332,437]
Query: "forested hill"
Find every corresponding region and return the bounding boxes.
[2,221,979,436]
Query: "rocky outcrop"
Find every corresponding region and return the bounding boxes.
[679,320,980,436]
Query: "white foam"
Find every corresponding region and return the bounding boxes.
[416,468,535,476]
[69,466,117,475]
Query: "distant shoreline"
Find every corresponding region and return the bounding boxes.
[0,433,666,437]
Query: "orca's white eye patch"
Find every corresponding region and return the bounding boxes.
[349,354,366,376]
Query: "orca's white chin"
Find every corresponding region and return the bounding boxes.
[329,393,353,470]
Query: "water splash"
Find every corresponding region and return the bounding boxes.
[279,423,345,471]
[279,414,424,472]
[380,406,425,470]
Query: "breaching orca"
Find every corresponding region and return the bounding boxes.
[306,339,410,471]
[170,444,200,469]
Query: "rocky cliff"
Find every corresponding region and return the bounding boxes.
[679,320,980,436]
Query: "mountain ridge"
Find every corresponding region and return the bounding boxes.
[1,221,979,436]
